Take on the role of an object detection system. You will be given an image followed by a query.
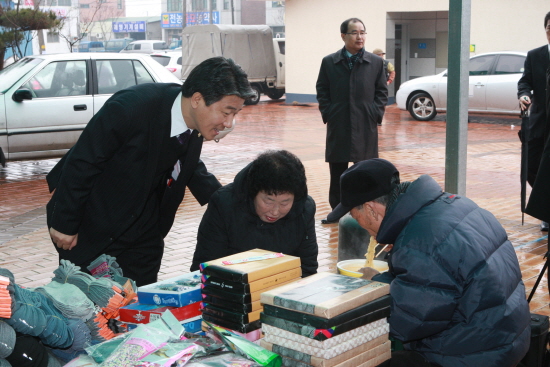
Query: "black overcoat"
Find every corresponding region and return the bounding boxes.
[518,45,550,140]
[316,48,388,162]
[526,65,550,223]
[46,83,221,265]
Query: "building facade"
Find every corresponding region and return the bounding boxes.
[284,0,548,103]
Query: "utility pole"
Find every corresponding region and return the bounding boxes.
[231,0,234,24]
[182,0,186,29]
[209,0,213,24]
[445,0,471,195]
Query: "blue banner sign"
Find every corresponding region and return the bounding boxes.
[161,12,219,28]
[112,21,146,33]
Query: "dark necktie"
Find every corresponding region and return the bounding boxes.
[167,129,191,187]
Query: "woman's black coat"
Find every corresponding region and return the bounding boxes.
[190,163,318,277]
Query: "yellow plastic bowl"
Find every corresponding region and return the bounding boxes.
[337,259,389,278]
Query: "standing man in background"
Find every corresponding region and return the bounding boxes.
[518,10,550,231]
[373,48,396,85]
[316,17,388,223]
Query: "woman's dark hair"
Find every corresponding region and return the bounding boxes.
[182,57,256,106]
[246,150,307,201]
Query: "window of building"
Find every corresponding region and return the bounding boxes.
[192,0,207,10]
[47,32,59,43]
[211,0,217,10]
[57,0,71,6]
[223,0,229,10]
[117,0,122,9]
[272,1,283,7]
[167,0,181,12]
[80,3,90,8]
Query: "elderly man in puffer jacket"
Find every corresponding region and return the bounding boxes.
[326,158,531,367]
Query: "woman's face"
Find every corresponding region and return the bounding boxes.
[254,191,295,223]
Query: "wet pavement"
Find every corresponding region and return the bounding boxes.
[1,100,548,315]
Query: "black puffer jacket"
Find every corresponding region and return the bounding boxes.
[374,175,530,367]
[190,163,318,276]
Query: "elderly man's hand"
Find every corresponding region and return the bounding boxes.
[358,267,380,280]
[49,227,78,251]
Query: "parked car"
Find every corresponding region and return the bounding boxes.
[0,53,180,165]
[150,51,182,79]
[104,38,134,53]
[396,51,527,121]
[120,40,169,54]
[77,41,105,53]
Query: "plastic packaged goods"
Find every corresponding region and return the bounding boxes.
[185,351,262,367]
[206,322,281,367]
[97,311,184,367]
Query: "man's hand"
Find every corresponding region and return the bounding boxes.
[358,267,380,280]
[519,95,531,111]
[49,227,78,251]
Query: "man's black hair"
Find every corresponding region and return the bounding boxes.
[182,57,255,106]
[545,11,550,27]
[246,150,307,201]
[340,18,366,34]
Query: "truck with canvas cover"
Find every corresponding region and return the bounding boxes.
[181,24,285,105]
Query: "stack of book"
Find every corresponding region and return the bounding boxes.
[119,271,203,332]
[199,249,302,341]
[259,272,392,367]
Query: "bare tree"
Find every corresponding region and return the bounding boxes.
[57,0,104,52]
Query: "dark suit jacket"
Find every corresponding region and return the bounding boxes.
[46,83,221,264]
[518,45,550,139]
[316,48,388,162]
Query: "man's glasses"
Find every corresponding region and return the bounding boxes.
[345,32,367,37]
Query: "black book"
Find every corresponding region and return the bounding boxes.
[202,284,255,303]
[262,294,391,329]
[260,306,390,341]
[202,294,261,313]
[201,313,262,333]
[202,303,261,324]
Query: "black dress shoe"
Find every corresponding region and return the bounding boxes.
[541,221,549,231]
[321,218,338,224]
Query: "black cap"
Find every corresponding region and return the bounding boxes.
[327,158,399,222]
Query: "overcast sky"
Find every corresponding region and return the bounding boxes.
[125,0,162,17]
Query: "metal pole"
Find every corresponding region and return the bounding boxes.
[231,0,234,24]
[445,0,471,196]
[182,0,186,29]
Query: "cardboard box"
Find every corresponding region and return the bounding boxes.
[202,279,297,303]
[137,271,201,307]
[262,295,391,329]
[200,249,301,283]
[201,267,302,293]
[202,303,262,323]
[260,272,390,319]
[260,306,390,341]
[119,301,201,324]
[202,313,261,334]
[262,319,388,349]
[278,341,391,367]
[202,294,263,313]
[261,335,389,367]
[124,315,203,333]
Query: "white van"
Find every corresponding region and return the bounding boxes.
[120,40,168,54]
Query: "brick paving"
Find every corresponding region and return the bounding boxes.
[0,100,548,315]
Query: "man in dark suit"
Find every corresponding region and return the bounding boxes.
[518,10,550,231]
[316,18,388,223]
[46,57,254,286]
